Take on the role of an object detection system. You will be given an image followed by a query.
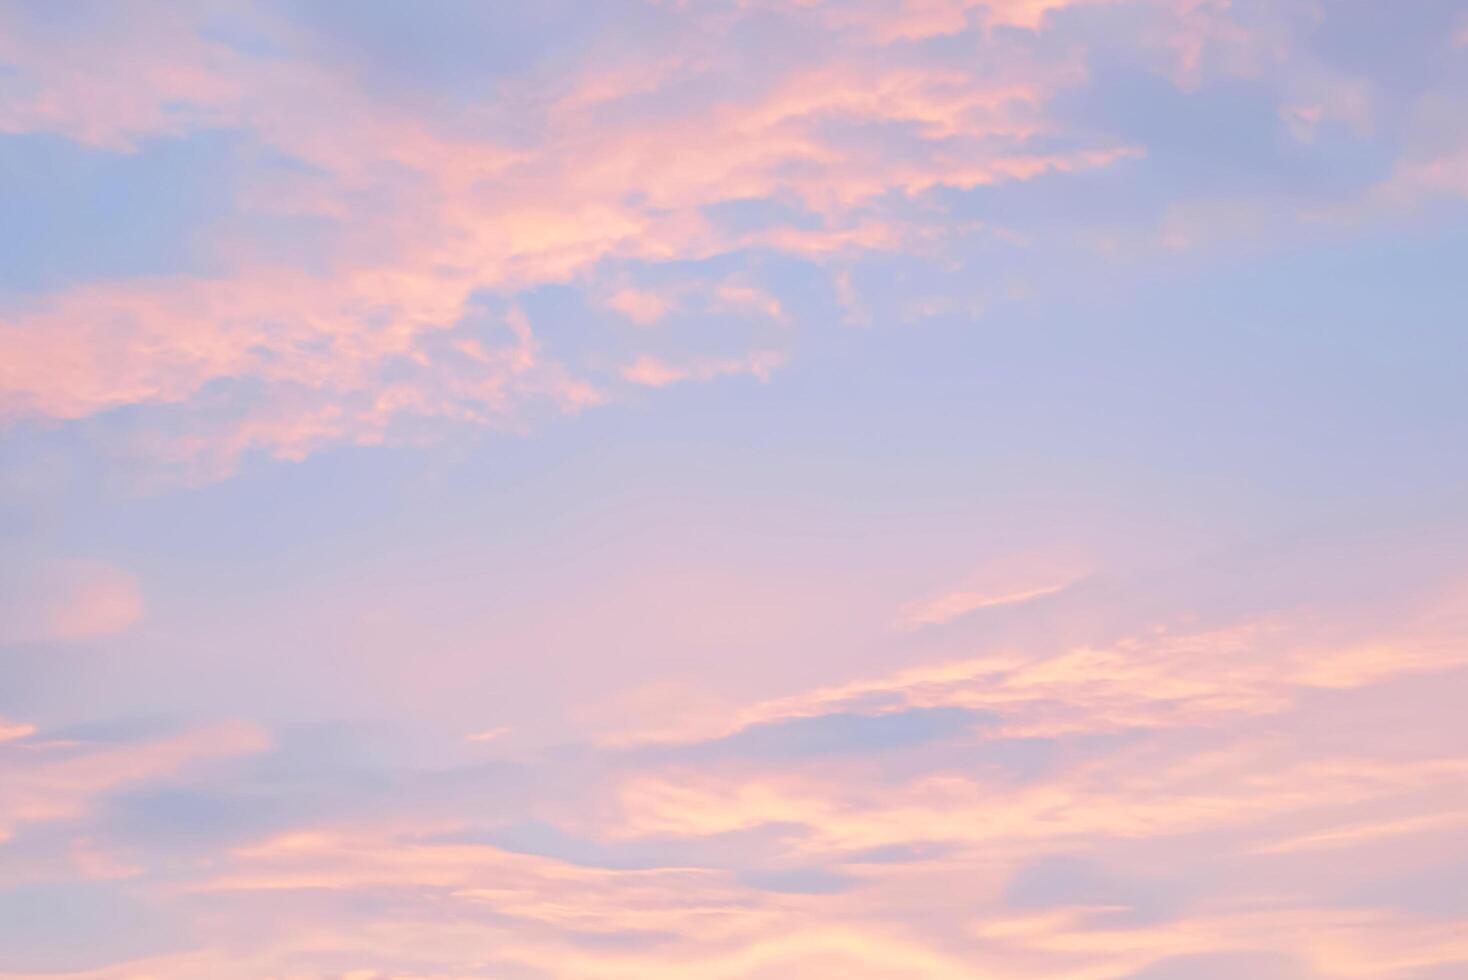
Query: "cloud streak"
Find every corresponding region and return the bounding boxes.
[1,1,1466,977]
[2,0,1416,469]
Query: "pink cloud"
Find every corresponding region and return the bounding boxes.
[605,287,674,325]
[0,5,1464,978]
[0,718,36,743]
[0,721,268,841]
[0,0,1158,471]
[896,581,1072,629]
[3,565,1463,976]
[896,554,1088,629]
[0,559,145,645]
[622,351,788,388]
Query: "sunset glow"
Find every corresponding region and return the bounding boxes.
[2,2,1467,977]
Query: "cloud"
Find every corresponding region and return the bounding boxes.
[0,720,269,841]
[0,4,1466,978]
[605,287,673,325]
[0,559,145,645]
[0,0,1162,471]
[895,552,1088,630]
[0,719,36,743]
[1,619,1463,975]
[896,581,1072,629]
[622,351,787,388]
[2,0,1452,475]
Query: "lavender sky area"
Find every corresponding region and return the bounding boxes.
[2,1,1468,977]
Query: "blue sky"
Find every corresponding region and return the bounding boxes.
[2,1,1468,977]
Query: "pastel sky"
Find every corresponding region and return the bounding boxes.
[2,1,1468,977]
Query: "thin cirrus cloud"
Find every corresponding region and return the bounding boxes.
[1,553,1460,977]
[0,0,1202,471]
[0,560,145,646]
[622,351,788,388]
[1,1,1467,978]
[895,552,1089,629]
[896,580,1076,630]
[1,0,1455,476]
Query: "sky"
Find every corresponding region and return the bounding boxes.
[1,1,1467,977]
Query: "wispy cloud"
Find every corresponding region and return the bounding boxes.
[1,1,1465,976]
[0,560,145,645]
[622,351,787,388]
[897,581,1072,629]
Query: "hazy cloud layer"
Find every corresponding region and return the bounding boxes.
[1,1,1466,977]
